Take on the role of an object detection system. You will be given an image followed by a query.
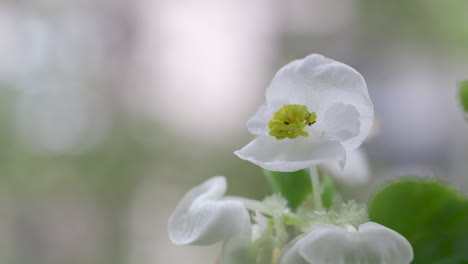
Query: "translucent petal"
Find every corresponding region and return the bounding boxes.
[320,148,370,187]
[221,224,255,264]
[279,223,413,264]
[168,176,251,246]
[316,102,360,143]
[246,104,273,135]
[265,54,373,149]
[235,135,346,172]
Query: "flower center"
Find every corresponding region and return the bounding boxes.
[268,104,317,140]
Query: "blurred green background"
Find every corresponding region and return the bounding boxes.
[0,1,467,263]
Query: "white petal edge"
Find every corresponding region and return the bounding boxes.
[168,176,251,246]
[263,54,373,150]
[279,222,413,264]
[235,135,346,172]
[319,147,370,187]
[221,222,255,264]
[246,103,273,135]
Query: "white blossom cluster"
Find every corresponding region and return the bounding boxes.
[169,176,412,264]
[168,55,413,264]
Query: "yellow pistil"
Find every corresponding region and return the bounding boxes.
[268,104,317,140]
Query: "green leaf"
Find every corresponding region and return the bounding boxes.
[368,178,468,264]
[263,169,339,210]
[321,174,339,209]
[460,80,468,112]
[263,169,312,210]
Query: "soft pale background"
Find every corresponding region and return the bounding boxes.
[0,1,467,263]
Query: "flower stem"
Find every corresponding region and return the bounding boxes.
[310,166,323,211]
[263,169,313,210]
[224,196,274,215]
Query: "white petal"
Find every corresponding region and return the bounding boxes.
[221,221,255,264]
[278,236,309,264]
[235,135,346,172]
[168,176,251,246]
[246,104,273,135]
[279,223,413,264]
[316,102,360,142]
[265,54,373,149]
[319,148,370,186]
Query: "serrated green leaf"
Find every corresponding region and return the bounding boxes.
[368,178,468,264]
[263,169,312,210]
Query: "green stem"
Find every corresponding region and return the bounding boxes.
[224,196,274,215]
[310,166,323,211]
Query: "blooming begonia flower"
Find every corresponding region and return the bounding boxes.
[168,176,254,264]
[279,222,413,264]
[235,54,374,172]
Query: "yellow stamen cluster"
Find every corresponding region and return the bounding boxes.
[268,104,317,140]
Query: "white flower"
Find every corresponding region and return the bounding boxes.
[279,222,413,264]
[235,54,373,172]
[168,176,254,264]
